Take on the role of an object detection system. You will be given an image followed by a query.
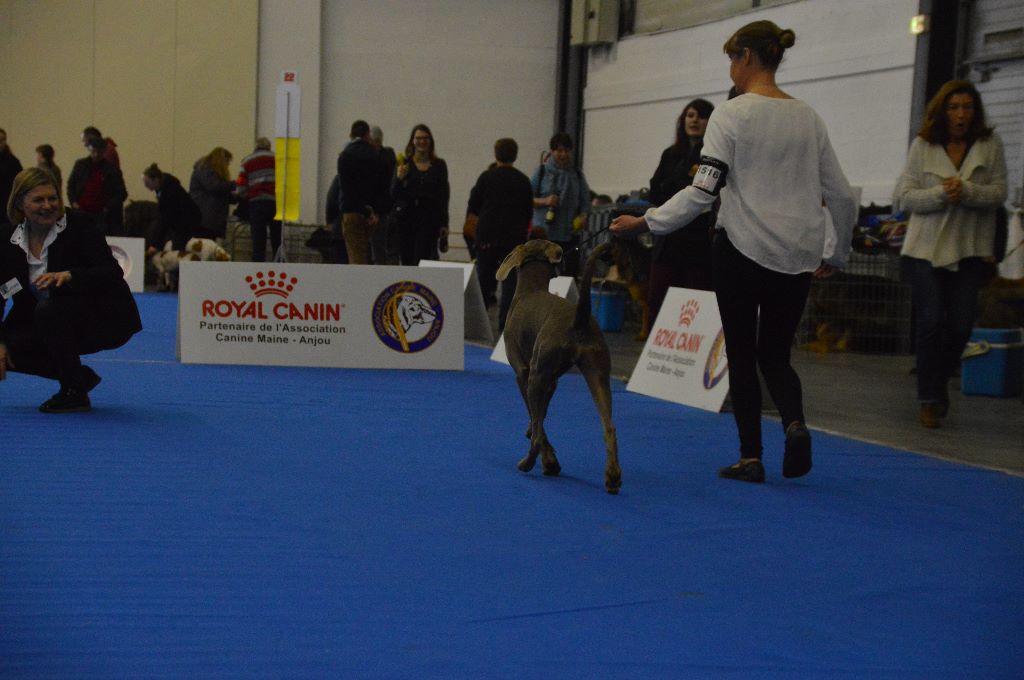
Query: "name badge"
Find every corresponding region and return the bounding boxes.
[0,277,23,300]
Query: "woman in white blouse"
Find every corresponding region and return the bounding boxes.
[893,80,1007,428]
[612,20,857,483]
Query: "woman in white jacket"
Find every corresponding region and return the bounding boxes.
[893,80,1007,428]
[612,20,857,483]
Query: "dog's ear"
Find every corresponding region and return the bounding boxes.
[496,245,526,281]
[545,241,563,265]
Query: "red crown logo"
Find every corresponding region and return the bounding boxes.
[246,270,298,298]
[679,299,700,327]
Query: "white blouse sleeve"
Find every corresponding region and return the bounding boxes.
[643,111,731,235]
[817,117,858,268]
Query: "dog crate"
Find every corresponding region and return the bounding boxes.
[223,219,328,264]
[796,249,913,354]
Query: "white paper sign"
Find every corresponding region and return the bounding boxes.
[178,261,463,370]
[491,276,578,365]
[626,287,729,412]
[418,259,492,344]
[275,71,301,138]
[106,236,145,293]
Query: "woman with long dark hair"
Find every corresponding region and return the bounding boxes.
[893,80,1007,428]
[392,124,450,264]
[645,98,715,337]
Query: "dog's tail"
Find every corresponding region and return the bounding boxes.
[573,242,613,334]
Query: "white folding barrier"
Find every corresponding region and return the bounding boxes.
[177,261,463,370]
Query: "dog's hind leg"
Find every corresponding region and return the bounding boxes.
[579,353,621,494]
[521,370,561,477]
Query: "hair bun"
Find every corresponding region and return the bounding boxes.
[779,29,795,48]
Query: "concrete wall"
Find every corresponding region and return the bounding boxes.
[0,0,258,204]
[581,0,919,206]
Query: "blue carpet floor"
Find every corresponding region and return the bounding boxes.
[1,293,1022,678]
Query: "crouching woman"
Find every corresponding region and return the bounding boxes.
[0,168,142,412]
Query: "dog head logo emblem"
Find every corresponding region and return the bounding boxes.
[246,271,298,298]
[702,328,728,390]
[679,299,700,327]
[109,244,131,278]
[372,281,445,353]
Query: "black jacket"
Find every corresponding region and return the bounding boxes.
[467,165,532,250]
[0,211,142,344]
[66,157,128,232]
[152,173,201,250]
[338,139,389,215]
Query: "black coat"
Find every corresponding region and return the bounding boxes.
[338,139,389,215]
[0,211,142,344]
[66,157,128,232]
[152,173,201,250]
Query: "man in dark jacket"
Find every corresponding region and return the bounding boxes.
[338,120,389,264]
[67,137,128,235]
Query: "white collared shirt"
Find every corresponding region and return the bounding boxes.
[10,214,67,299]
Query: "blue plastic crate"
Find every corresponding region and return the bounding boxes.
[590,286,625,332]
[961,328,1024,397]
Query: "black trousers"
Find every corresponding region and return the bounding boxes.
[475,243,518,333]
[712,231,811,458]
[4,296,133,390]
[248,200,280,262]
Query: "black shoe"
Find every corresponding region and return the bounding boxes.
[39,387,92,413]
[783,422,812,478]
[719,459,765,483]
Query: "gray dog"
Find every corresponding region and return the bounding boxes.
[497,240,622,494]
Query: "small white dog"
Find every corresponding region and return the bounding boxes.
[152,238,231,291]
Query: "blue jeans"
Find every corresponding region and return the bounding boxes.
[904,256,987,403]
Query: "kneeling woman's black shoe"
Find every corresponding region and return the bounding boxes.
[718,459,765,483]
[39,387,91,413]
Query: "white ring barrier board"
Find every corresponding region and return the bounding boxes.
[106,236,145,293]
[626,287,729,412]
[491,276,578,365]
[418,259,492,344]
[177,261,463,370]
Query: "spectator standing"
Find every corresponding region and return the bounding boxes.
[338,120,388,264]
[611,20,858,484]
[893,80,1007,428]
[0,128,23,228]
[238,138,278,262]
[369,125,399,264]
[466,138,533,331]
[81,126,120,169]
[66,137,128,235]
[392,124,450,265]
[189,147,236,240]
[530,132,590,277]
[645,99,716,337]
[35,144,62,191]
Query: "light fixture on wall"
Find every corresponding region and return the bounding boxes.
[909,14,929,35]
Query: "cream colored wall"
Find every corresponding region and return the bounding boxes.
[0,0,257,206]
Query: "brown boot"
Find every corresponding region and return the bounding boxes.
[919,403,941,429]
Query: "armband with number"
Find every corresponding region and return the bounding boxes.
[691,156,728,196]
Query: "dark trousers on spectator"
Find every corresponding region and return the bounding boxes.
[248,200,280,262]
[712,231,811,459]
[904,255,986,403]
[4,297,133,390]
[476,243,518,332]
